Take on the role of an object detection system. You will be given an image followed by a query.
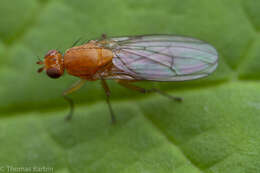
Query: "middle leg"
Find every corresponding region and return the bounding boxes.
[100,77,116,124]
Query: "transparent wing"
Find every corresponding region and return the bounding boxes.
[106,35,218,81]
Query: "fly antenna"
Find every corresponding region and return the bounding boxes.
[36,56,43,65]
[37,56,42,62]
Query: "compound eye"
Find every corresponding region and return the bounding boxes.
[46,67,62,79]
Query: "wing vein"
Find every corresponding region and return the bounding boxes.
[121,47,215,64]
[120,45,217,57]
[107,35,218,81]
[119,49,177,74]
[114,53,145,80]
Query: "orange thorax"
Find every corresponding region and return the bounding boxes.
[64,42,113,79]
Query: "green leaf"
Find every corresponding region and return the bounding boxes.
[0,0,259,172]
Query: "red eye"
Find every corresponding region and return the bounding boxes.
[46,68,62,79]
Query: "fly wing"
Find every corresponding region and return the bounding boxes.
[107,35,218,81]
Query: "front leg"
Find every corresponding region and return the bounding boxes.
[63,79,87,120]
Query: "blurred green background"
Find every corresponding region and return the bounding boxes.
[0,0,260,172]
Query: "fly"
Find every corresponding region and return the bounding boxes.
[37,34,218,123]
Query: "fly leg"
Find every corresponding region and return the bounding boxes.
[116,80,182,102]
[63,79,87,121]
[100,77,116,124]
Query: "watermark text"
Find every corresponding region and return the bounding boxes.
[0,165,53,172]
